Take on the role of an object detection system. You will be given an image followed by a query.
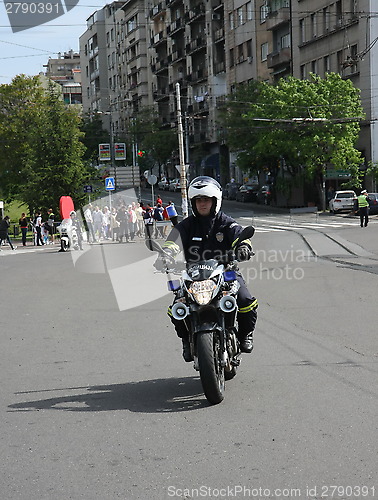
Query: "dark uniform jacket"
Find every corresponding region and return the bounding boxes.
[163,211,251,263]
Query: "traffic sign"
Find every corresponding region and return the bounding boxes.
[83,185,93,193]
[147,174,157,185]
[105,177,115,191]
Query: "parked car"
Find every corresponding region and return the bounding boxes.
[169,178,181,192]
[329,190,357,213]
[367,193,378,214]
[158,177,169,190]
[256,185,272,205]
[223,182,241,200]
[235,184,258,203]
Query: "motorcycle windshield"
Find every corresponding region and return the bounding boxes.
[187,260,219,281]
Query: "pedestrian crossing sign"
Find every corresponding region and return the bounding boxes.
[105,177,115,191]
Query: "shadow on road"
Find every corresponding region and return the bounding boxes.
[8,376,209,413]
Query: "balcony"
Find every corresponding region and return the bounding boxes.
[150,2,166,18]
[151,58,169,73]
[186,37,207,54]
[167,18,185,36]
[190,67,208,83]
[171,48,185,62]
[153,86,169,101]
[150,31,167,47]
[214,61,225,74]
[186,3,205,23]
[214,27,224,42]
[267,47,291,68]
[266,6,290,31]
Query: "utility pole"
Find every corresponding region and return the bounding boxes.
[176,82,188,218]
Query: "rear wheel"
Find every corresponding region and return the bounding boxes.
[197,332,224,405]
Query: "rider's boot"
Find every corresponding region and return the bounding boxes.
[238,332,254,353]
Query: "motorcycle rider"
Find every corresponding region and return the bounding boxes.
[154,176,258,362]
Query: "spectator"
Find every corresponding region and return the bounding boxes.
[134,202,144,237]
[0,216,16,250]
[127,205,137,241]
[92,206,104,241]
[117,205,129,243]
[110,208,119,241]
[143,203,154,241]
[46,208,55,244]
[153,202,164,238]
[34,211,44,246]
[84,204,96,243]
[19,213,29,246]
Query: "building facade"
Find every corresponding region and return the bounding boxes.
[79,0,378,186]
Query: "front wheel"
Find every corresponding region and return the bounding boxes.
[60,239,69,252]
[197,332,224,405]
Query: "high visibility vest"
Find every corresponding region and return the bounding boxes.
[357,195,369,208]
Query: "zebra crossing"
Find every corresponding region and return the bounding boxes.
[238,215,375,234]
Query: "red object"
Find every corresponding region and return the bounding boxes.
[59,196,75,219]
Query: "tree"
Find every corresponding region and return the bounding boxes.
[220,74,365,208]
[0,75,89,216]
[130,107,178,178]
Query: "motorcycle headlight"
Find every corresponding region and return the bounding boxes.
[188,280,216,305]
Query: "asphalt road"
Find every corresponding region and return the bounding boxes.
[1,203,377,500]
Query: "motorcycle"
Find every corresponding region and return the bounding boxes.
[57,218,82,252]
[147,226,255,405]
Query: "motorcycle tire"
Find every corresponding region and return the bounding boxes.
[61,240,68,252]
[197,331,225,405]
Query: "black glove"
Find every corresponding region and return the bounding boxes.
[236,244,252,262]
[153,252,175,271]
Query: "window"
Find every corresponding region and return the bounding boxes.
[324,55,330,74]
[299,19,305,43]
[311,59,318,74]
[237,43,244,62]
[260,2,269,23]
[310,12,317,37]
[246,1,253,21]
[229,12,234,30]
[261,42,268,61]
[300,64,306,79]
[323,6,330,32]
[230,48,234,66]
[281,33,290,48]
[237,7,243,26]
[247,39,253,58]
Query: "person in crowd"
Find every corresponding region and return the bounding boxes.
[127,205,137,241]
[19,213,29,246]
[102,206,111,240]
[46,208,55,244]
[34,211,44,246]
[110,207,119,241]
[92,206,104,241]
[117,205,129,243]
[143,203,154,241]
[134,202,144,237]
[0,215,16,250]
[153,202,165,238]
[84,204,96,243]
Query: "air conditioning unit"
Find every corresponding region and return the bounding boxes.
[212,13,221,20]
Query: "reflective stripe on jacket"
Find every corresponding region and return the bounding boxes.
[357,195,369,208]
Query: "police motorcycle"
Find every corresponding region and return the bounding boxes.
[147,225,255,405]
[58,211,82,252]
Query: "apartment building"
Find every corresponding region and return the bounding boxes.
[43,50,82,106]
[79,0,378,182]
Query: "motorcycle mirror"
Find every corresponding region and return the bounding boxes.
[237,226,255,243]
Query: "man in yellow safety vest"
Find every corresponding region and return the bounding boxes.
[357,189,369,227]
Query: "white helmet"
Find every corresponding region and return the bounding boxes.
[70,210,76,217]
[188,176,222,216]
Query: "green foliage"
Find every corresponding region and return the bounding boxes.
[219,74,365,184]
[0,75,90,215]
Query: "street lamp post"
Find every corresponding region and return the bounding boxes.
[176,82,188,218]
